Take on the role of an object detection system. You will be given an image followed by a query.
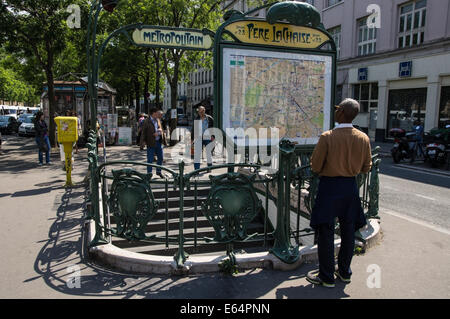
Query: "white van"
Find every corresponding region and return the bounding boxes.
[0,105,19,119]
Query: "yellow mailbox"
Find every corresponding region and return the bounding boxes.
[55,116,78,187]
[55,116,78,143]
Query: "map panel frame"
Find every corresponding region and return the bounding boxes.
[221,46,334,146]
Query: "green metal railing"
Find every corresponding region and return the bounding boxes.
[86,134,381,268]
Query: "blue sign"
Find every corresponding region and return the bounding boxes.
[358,68,368,81]
[399,61,412,77]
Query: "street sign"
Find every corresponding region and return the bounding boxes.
[132,27,213,51]
[224,20,329,49]
[359,68,368,81]
[399,61,412,77]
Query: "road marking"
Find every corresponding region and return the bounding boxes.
[415,194,436,201]
[381,209,450,236]
[394,165,450,178]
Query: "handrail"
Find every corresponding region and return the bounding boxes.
[86,139,381,268]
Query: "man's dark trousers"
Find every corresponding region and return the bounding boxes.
[147,141,163,174]
[311,176,366,284]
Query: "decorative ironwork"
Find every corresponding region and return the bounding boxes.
[367,158,381,219]
[266,1,322,28]
[202,172,262,243]
[108,168,159,241]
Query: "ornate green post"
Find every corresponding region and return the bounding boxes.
[174,161,189,267]
[86,0,119,247]
[271,140,299,264]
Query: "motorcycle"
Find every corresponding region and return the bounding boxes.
[389,128,416,163]
[424,125,450,168]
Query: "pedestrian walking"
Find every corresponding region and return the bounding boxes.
[140,108,164,178]
[191,105,214,170]
[34,111,51,166]
[306,98,372,288]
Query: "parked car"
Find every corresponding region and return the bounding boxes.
[18,113,34,125]
[0,115,19,134]
[18,115,36,137]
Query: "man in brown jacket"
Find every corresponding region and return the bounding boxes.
[140,108,164,178]
[306,98,372,288]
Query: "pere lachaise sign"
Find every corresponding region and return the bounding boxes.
[224,20,329,49]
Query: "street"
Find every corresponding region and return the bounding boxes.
[378,160,450,232]
[0,135,449,299]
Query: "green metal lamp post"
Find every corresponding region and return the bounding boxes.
[87,0,120,135]
[86,0,120,247]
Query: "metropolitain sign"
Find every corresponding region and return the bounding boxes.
[132,27,213,50]
[224,20,330,49]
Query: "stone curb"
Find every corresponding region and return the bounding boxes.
[87,218,381,275]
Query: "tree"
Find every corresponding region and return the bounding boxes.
[147,0,223,140]
[0,0,84,146]
[0,48,40,105]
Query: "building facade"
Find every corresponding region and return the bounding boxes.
[166,0,450,140]
[311,0,450,141]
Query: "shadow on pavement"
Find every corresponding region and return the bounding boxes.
[25,183,351,299]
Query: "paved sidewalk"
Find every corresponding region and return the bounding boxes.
[0,138,449,299]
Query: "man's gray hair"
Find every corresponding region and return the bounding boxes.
[339,98,360,121]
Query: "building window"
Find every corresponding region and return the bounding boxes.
[358,18,377,56]
[328,26,341,59]
[398,0,426,48]
[353,83,379,113]
[387,88,427,134]
[326,0,342,8]
[439,86,450,128]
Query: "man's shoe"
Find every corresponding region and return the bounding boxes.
[306,272,335,288]
[38,163,43,166]
[334,271,351,283]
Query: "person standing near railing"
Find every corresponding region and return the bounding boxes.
[191,105,214,170]
[307,98,372,288]
[140,108,164,178]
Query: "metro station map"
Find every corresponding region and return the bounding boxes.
[222,48,332,145]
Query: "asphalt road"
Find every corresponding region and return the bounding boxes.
[378,160,450,231]
[0,134,449,300]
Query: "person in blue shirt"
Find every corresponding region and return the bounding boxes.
[140,108,164,178]
[413,120,424,143]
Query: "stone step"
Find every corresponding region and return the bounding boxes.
[120,239,274,257]
[111,222,268,250]
[151,187,211,199]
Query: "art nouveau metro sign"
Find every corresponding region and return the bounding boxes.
[132,26,214,51]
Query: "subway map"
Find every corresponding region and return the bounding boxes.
[222,48,332,144]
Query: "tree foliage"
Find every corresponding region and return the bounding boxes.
[0,0,85,145]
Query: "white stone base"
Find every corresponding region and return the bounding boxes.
[87,218,381,275]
